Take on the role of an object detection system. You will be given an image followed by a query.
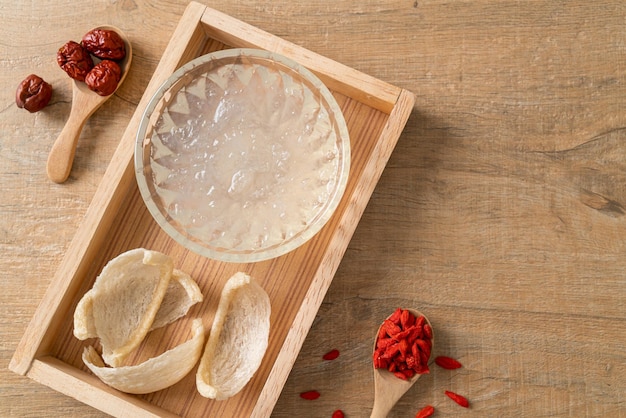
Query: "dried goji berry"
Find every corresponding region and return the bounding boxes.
[373,357,384,369]
[405,325,423,343]
[332,410,345,418]
[394,325,416,341]
[415,363,430,374]
[300,390,320,400]
[405,354,415,368]
[418,348,430,370]
[401,308,416,329]
[423,323,433,339]
[382,342,400,359]
[393,371,409,380]
[373,349,389,369]
[382,319,402,337]
[376,337,396,349]
[415,314,426,330]
[435,356,462,370]
[399,338,410,356]
[388,307,403,325]
[372,356,381,368]
[377,323,388,340]
[445,390,469,408]
[323,349,340,360]
[415,338,431,353]
[411,341,420,359]
[415,405,435,418]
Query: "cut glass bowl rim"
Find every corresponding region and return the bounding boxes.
[134,48,351,263]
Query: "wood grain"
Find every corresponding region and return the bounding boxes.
[2,0,625,417]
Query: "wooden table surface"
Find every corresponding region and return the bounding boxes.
[2,1,625,417]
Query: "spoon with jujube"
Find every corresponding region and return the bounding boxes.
[370,308,434,418]
[47,26,132,183]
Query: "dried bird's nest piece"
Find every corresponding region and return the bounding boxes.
[74,249,271,398]
[196,272,271,400]
[74,248,203,393]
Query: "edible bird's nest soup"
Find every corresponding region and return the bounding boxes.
[135,49,350,262]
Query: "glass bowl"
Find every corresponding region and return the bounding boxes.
[135,48,350,263]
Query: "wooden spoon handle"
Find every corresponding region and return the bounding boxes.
[46,109,89,183]
[370,398,393,418]
[371,373,412,418]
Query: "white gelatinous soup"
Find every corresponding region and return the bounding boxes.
[137,50,350,261]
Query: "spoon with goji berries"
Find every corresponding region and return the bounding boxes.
[47,25,132,183]
[371,308,434,418]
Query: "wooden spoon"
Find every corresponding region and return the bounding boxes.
[371,308,434,418]
[46,25,132,183]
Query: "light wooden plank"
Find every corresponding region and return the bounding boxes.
[28,357,177,418]
[4,1,626,417]
[199,7,401,114]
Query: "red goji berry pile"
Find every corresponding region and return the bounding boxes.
[373,308,433,380]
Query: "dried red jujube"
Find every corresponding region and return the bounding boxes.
[85,60,121,96]
[57,40,94,81]
[82,28,126,60]
[15,74,52,113]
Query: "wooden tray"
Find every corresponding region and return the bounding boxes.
[9,2,415,417]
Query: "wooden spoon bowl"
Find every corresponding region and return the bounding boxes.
[371,308,434,418]
[47,25,132,183]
